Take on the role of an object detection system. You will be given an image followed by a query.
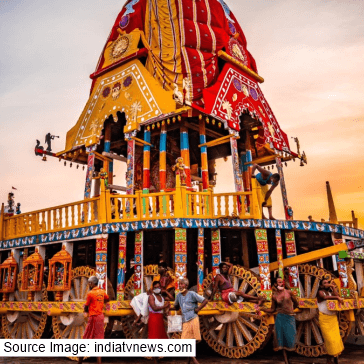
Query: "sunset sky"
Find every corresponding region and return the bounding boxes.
[0,0,363,228]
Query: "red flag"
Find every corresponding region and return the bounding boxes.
[12,187,17,190]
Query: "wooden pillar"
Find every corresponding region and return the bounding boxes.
[96,235,108,290]
[117,232,127,301]
[180,125,191,187]
[285,231,300,296]
[175,228,187,295]
[104,123,113,185]
[241,230,250,268]
[230,136,243,213]
[134,231,143,296]
[143,127,151,194]
[211,229,221,279]
[199,119,209,191]
[275,157,293,220]
[332,236,350,298]
[197,228,204,295]
[159,123,167,191]
[230,136,243,193]
[241,130,253,193]
[84,152,95,199]
[275,229,284,279]
[126,136,135,195]
[255,229,272,300]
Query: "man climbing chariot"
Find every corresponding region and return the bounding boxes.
[252,163,280,219]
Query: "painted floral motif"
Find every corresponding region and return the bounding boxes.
[228,22,237,35]
[119,15,129,29]
[233,78,242,92]
[249,87,258,101]
[102,87,111,99]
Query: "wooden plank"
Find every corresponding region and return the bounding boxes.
[199,135,239,148]
[93,151,112,162]
[102,152,127,162]
[107,184,127,192]
[269,243,348,271]
[131,136,153,147]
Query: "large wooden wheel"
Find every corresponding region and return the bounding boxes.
[292,264,352,357]
[52,266,95,340]
[2,273,48,339]
[121,265,178,339]
[200,266,271,359]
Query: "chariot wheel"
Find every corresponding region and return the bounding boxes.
[2,273,48,339]
[292,264,352,357]
[52,266,96,341]
[200,266,272,359]
[121,264,179,339]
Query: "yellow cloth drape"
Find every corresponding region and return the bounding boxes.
[318,312,344,357]
[256,184,272,208]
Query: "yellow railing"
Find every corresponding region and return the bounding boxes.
[2,198,100,239]
[1,178,263,240]
[212,192,255,219]
[109,190,177,222]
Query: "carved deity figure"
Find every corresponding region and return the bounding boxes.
[172,157,187,185]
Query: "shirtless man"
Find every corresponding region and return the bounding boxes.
[210,262,265,305]
[251,163,280,219]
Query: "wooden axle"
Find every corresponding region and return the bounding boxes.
[269,242,348,271]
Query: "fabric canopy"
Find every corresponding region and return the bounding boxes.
[202,63,292,153]
[62,59,177,152]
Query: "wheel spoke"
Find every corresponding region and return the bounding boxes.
[217,323,227,345]
[239,316,259,332]
[226,323,233,347]
[80,277,88,299]
[238,281,249,293]
[29,312,42,322]
[310,277,320,299]
[304,274,311,297]
[74,277,80,299]
[236,318,253,342]
[232,322,244,347]
[9,323,18,336]
[304,321,312,346]
[208,318,221,332]
[310,319,323,345]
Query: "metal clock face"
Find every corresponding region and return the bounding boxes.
[111,36,129,59]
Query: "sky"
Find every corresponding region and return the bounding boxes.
[0,0,363,228]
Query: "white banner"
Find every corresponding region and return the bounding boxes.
[0,339,196,357]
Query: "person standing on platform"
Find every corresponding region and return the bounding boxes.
[260,277,298,364]
[174,278,208,364]
[317,279,345,364]
[251,163,280,219]
[78,276,109,364]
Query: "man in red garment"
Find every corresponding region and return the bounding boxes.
[78,276,109,364]
[210,262,265,305]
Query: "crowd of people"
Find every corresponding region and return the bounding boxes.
[80,262,345,364]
